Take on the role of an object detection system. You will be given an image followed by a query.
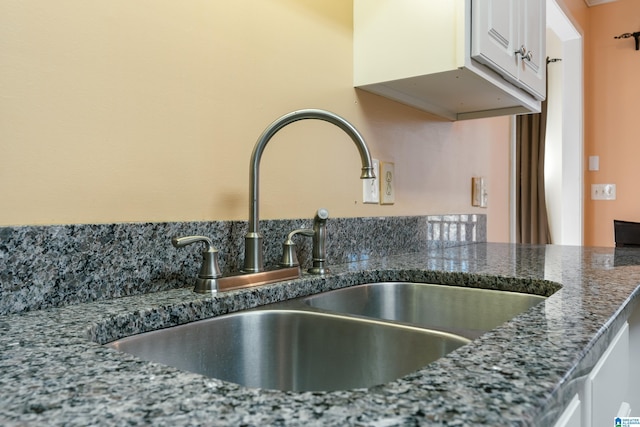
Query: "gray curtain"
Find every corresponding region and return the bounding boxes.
[516,86,551,245]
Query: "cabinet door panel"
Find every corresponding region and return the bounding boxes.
[471,0,518,83]
[553,394,581,427]
[517,0,546,98]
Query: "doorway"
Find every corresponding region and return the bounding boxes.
[510,0,583,245]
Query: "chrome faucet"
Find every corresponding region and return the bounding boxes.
[243,109,375,273]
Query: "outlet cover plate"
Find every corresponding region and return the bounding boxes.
[380,161,395,205]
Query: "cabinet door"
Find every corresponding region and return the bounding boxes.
[471,0,518,84]
[471,0,545,100]
[517,0,546,99]
[587,322,629,427]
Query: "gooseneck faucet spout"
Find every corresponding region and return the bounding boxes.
[243,109,376,273]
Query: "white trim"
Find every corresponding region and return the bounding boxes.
[560,36,584,246]
[510,116,517,244]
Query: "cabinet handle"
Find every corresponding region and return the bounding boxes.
[523,50,533,61]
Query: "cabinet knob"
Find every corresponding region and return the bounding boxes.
[515,45,533,62]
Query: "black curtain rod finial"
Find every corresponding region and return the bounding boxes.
[614,31,640,50]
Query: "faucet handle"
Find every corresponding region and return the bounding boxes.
[280,229,314,267]
[171,236,222,293]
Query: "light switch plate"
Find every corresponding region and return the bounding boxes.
[591,184,616,200]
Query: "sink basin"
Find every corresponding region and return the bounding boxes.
[303,282,547,339]
[106,309,469,392]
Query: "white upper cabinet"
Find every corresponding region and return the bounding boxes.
[471,0,546,99]
[353,0,546,121]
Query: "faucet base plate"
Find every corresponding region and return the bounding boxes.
[197,267,301,294]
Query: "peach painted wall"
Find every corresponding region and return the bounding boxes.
[558,0,589,32]
[0,1,510,242]
[582,0,640,247]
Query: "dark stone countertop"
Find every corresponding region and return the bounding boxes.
[1,243,639,426]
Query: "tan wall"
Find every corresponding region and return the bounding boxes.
[582,0,640,247]
[0,0,510,242]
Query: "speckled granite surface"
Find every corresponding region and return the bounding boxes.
[1,243,639,426]
[0,214,485,315]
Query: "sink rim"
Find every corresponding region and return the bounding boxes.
[90,272,561,346]
[99,278,554,392]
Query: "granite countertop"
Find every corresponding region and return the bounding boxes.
[1,243,640,426]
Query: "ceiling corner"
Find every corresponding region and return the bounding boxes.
[584,0,619,6]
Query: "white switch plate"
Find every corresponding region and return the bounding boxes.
[362,159,380,204]
[589,156,600,171]
[591,183,616,200]
[380,161,395,205]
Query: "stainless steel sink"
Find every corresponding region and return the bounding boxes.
[106,309,469,392]
[303,282,547,339]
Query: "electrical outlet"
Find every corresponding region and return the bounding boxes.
[591,184,616,200]
[380,161,395,205]
[363,159,380,203]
